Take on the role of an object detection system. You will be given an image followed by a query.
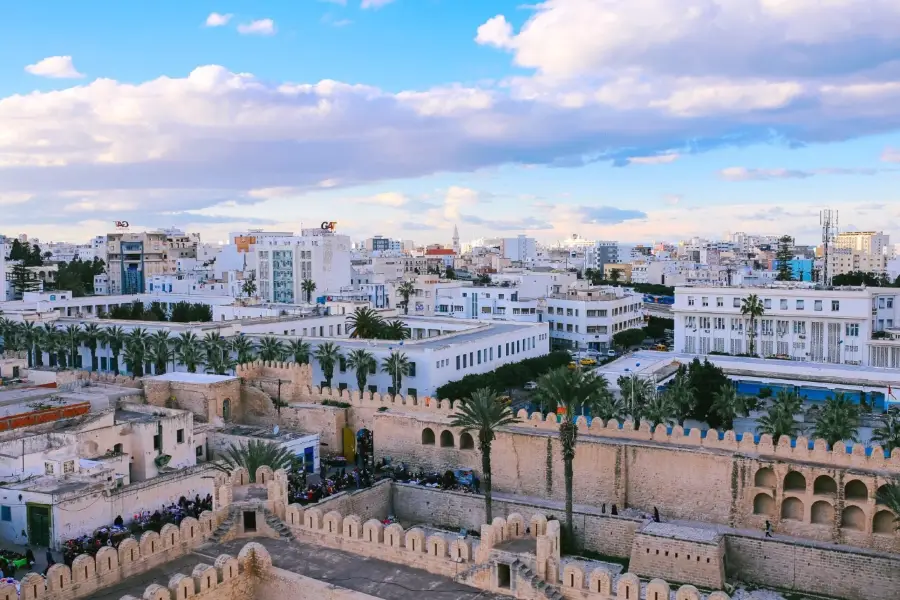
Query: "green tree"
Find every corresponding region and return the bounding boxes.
[774,235,795,281]
[202,331,229,365]
[812,392,860,447]
[685,359,730,428]
[617,374,654,426]
[241,273,257,297]
[608,268,622,283]
[63,324,82,369]
[710,383,749,431]
[288,338,311,365]
[124,328,151,377]
[81,323,102,371]
[444,266,457,280]
[382,350,411,395]
[19,321,38,367]
[301,279,317,303]
[174,333,203,373]
[230,335,256,364]
[380,320,410,340]
[147,330,173,375]
[534,367,608,549]
[449,388,519,523]
[756,389,802,443]
[875,483,900,531]
[314,342,342,388]
[665,371,695,425]
[8,263,40,298]
[740,294,765,356]
[205,352,237,375]
[217,440,293,482]
[346,307,385,339]
[612,328,645,351]
[396,280,416,315]
[258,336,286,362]
[346,349,377,395]
[644,393,677,429]
[872,408,900,455]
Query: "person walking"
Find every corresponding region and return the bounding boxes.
[653,507,660,523]
[764,520,773,537]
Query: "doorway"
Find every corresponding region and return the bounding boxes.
[243,511,256,533]
[27,504,51,547]
[497,563,511,589]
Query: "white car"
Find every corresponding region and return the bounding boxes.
[524,381,538,390]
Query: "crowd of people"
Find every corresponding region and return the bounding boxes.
[290,467,376,505]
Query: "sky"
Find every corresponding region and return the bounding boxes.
[3,0,900,247]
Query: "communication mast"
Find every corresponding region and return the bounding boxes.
[820,209,838,286]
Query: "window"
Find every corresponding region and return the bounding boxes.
[45,462,54,475]
[339,356,347,373]
[477,350,482,364]
[845,324,859,337]
[566,308,573,316]
[409,362,416,377]
[879,297,886,309]
[63,460,74,474]
[176,429,185,443]
[0,506,10,522]
[764,298,772,309]
[796,299,804,310]
[688,296,695,306]
[814,300,823,311]
[733,298,740,308]
[831,300,840,311]
[407,388,417,399]
[456,356,460,370]
[463,354,467,368]
[196,446,204,457]
[153,434,161,450]
[701,297,709,307]
[780,299,788,310]
[716,297,723,307]
[889,298,894,309]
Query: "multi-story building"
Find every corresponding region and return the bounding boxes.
[828,247,888,278]
[603,263,633,282]
[106,231,169,295]
[672,285,900,366]
[364,235,404,253]
[584,241,619,273]
[500,235,537,263]
[544,288,644,352]
[253,228,352,303]
[836,231,890,255]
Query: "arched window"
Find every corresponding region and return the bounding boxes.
[781,497,803,521]
[754,467,776,488]
[421,428,435,445]
[459,432,474,450]
[783,471,806,492]
[813,475,837,495]
[222,398,231,422]
[841,506,866,531]
[873,510,896,534]
[810,501,834,525]
[440,430,455,448]
[844,480,868,501]
[753,493,774,516]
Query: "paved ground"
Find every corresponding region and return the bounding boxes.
[93,552,213,600]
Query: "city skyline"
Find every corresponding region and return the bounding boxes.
[3,0,900,245]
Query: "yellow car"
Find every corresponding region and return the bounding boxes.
[580,358,597,366]
[568,361,577,370]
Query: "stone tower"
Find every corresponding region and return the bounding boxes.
[452,224,460,253]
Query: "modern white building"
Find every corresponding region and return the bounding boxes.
[253,228,352,303]
[584,241,619,273]
[673,285,900,366]
[543,288,644,352]
[500,236,537,263]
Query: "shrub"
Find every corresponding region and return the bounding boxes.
[758,387,773,399]
[435,351,571,400]
[322,399,351,409]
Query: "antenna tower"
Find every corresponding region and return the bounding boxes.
[820,209,838,286]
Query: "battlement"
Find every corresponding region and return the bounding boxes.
[281,503,732,600]
[510,410,900,472]
[56,369,144,389]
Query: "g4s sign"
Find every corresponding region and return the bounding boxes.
[114,221,129,228]
[321,221,337,232]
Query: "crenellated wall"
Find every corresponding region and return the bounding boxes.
[56,370,143,389]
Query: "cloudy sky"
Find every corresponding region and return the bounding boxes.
[3,0,900,246]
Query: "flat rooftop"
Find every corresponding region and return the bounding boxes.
[217,424,315,441]
[149,372,237,384]
[0,389,97,416]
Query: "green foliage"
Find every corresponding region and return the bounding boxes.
[49,257,106,297]
[382,350,411,394]
[435,351,571,400]
[583,270,674,296]
[241,273,257,297]
[396,280,416,315]
[314,341,342,388]
[871,407,900,454]
[756,389,803,443]
[287,338,311,365]
[710,383,750,431]
[321,399,352,408]
[643,316,673,340]
[5,240,43,266]
[875,483,900,530]
[740,294,765,356]
[612,328,645,350]
[346,349,376,392]
[258,336,286,362]
[170,302,213,323]
[173,332,203,373]
[616,374,655,426]
[774,235,795,281]
[831,271,896,287]
[812,392,860,447]
[8,263,40,298]
[216,440,293,482]
[381,320,410,340]
[106,300,212,322]
[758,387,773,399]
[301,279,317,303]
[230,335,256,364]
[347,307,385,339]
[684,359,730,428]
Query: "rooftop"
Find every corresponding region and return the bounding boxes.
[148,372,237,385]
[216,424,316,441]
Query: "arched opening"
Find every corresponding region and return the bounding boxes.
[459,432,474,450]
[873,510,896,534]
[781,497,803,521]
[841,506,866,531]
[783,471,806,492]
[845,480,868,501]
[754,467,776,488]
[440,430,455,448]
[813,475,837,495]
[421,428,435,445]
[222,398,231,422]
[810,501,834,525]
[753,493,774,516]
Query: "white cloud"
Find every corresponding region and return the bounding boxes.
[882,147,900,163]
[361,192,409,207]
[237,19,276,35]
[361,0,395,8]
[663,194,682,205]
[628,153,680,166]
[475,16,513,49]
[719,166,890,181]
[24,56,84,79]
[205,12,233,27]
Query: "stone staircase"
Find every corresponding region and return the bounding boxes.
[511,558,563,600]
[260,506,295,542]
[453,560,493,584]
[208,507,239,544]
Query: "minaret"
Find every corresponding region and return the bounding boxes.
[452,225,460,253]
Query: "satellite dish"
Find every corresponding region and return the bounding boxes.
[273,425,280,435]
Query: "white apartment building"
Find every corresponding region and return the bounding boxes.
[584,241,619,272]
[543,288,644,352]
[253,228,352,304]
[673,285,900,366]
[500,235,537,263]
[835,231,890,255]
[827,247,888,277]
[435,284,540,323]
[0,244,7,301]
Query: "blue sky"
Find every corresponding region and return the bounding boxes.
[2,0,900,246]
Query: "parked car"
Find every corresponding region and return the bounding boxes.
[524,381,538,390]
[607,350,618,357]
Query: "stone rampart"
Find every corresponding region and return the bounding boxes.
[56,369,143,389]
[307,479,393,522]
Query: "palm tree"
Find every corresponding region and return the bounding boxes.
[230,335,256,364]
[205,352,237,375]
[147,330,172,375]
[380,320,410,340]
[173,332,203,373]
[288,338,311,365]
[125,328,151,376]
[314,342,342,388]
[644,393,677,429]
[346,349,376,394]
[382,351,411,395]
[812,392,861,447]
[872,408,900,454]
[202,331,229,365]
[608,269,622,284]
[41,324,59,367]
[592,393,627,423]
[346,307,385,339]
[396,280,416,315]
[617,374,655,426]
[102,326,127,375]
[740,294,765,356]
[63,324,82,369]
[534,367,608,547]
[711,383,749,431]
[217,440,293,482]
[258,336,286,362]
[875,483,900,531]
[81,323,102,371]
[301,279,317,303]
[756,390,802,443]
[19,321,37,367]
[665,372,695,425]
[450,388,519,522]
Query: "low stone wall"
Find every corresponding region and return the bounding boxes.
[391,483,643,558]
[724,533,900,600]
[309,479,393,522]
[258,566,382,600]
[629,524,726,590]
